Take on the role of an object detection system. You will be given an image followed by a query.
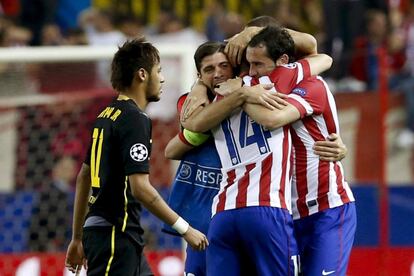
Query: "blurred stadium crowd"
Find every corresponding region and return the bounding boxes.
[0,0,413,262]
[0,0,413,145]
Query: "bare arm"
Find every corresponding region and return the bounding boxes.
[65,164,91,273]
[245,104,348,160]
[215,78,288,108]
[71,164,91,240]
[181,82,288,133]
[130,173,179,225]
[181,80,210,121]
[225,26,263,66]
[129,173,208,250]
[225,26,317,66]
[181,88,249,133]
[244,102,301,130]
[303,54,333,76]
[165,134,194,160]
[286,28,317,58]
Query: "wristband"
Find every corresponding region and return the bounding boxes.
[171,216,189,235]
[182,128,210,146]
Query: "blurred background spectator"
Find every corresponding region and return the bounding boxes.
[116,14,145,39]
[19,0,57,45]
[78,8,126,86]
[205,1,245,41]
[0,18,36,96]
[349,9,404,91]
[28,156,76,252]
[390,3,414,148]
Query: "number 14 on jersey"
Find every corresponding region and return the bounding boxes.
[221,111,272,165]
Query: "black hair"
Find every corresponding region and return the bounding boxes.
[110,37,160,91]
[248,26,295,62]
[193,41,226,73]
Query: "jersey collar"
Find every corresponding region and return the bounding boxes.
[117,95,130,101]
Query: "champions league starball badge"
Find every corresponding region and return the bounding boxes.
[130,143,148,162]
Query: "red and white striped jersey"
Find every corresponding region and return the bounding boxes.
[211,60,311,216]
[287,76,355,219]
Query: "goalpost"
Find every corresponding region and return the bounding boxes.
[0,44,197,106]
[0,44,196,86]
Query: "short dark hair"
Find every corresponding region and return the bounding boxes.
[246,16,279,28]
[193,41,226,73]
[248,26,295,62]
[110,37,160,91]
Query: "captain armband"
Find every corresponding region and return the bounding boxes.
[178,128,210,147]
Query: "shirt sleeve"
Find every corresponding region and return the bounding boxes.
[286,77,327,118]
[296,59,311,79]
[177,93,188,114]
[117,111,152,175]
[267,59,312,94]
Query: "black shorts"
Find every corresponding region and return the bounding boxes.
[83,226,153,276]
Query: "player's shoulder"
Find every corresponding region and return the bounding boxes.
[297,75,328,86]
[274,59,309,73]
[111,99,150,125]
[268,61,302,79]
[280,62,299,70]
[122,99,148,115]
[278,59,307,70]
[293,76,328,97]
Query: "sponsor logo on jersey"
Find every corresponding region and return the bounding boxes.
[194,168,222,188]
[130,143,148,162]
[292,87,307,97]
[176,161,221,189]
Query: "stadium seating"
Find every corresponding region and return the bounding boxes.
[0,192,36,252]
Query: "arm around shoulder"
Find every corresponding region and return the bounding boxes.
[243,103,301,130]
[305,53,333,76]
[286,28,317,58]
[182,89,247,133]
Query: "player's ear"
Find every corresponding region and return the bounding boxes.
[137,68,147,81]
[276,54,289,66]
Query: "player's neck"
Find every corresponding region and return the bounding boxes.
[134,96,148,110]
[119,91,148,110]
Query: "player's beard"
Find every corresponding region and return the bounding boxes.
[146,75,161,102]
